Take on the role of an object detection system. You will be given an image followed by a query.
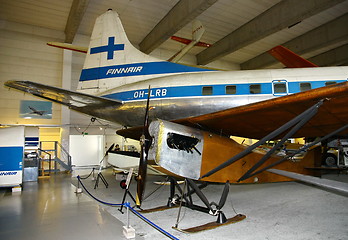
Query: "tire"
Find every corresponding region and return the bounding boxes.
[323,153,337,167]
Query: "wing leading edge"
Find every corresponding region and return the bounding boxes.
[5,80,122,123]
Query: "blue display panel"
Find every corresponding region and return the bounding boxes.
[0,146,23,171]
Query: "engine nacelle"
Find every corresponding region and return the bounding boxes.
[148,119,204,180]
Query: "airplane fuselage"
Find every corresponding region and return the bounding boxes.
[81,66,348,127]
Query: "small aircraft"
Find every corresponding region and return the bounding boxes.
[5,9,348,230]
[28,106,46,116]
[168,19,208,63]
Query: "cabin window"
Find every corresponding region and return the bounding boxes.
[226,85,237,94]
[274,83,287,93]
[202,86,213,95]
[300,82,311,92]
[249,84,261,94]
[325,81,337,86]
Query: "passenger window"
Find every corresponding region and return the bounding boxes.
[250,84,261,94]
[274,83,287,93]
[325,81,336,86]
[226,85,236,94]
[202,86,213,95]
[300,82,311,92]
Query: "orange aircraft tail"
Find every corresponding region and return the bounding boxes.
[268,45,318,68]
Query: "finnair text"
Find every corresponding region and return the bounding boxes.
[106,66,143,75]
[0,171,18,176]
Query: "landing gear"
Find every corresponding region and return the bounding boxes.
[166,177,246,232]
[323,153,337,167]
[120,179,127,189]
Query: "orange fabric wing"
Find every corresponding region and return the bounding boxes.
[175,82,348,139]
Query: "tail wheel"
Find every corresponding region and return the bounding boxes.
[323,153,337,167]
[120,179,127,189]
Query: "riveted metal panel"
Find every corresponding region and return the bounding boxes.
[148,119,203,180]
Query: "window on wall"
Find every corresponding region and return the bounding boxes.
[325,81,337,86]
[300,82,311,92]
[202,86,213,95]
[274,83,287,93]
[249,84,261,94]
[226,85,237,94]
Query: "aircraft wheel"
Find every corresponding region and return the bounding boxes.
[323,153,337,167]
[120,179,127,189]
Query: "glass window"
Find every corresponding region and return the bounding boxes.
[300,82,311,92]
[250,84,261,94]
[325,81,336,86]
[274,83,287,93]
[226,85,236,94]
[202,86,213,95]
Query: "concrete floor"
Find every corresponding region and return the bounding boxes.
[0,174,143,240]
[1,169,347,240]
[72,169,348,240]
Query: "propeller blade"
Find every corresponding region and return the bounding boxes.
[105,143,115,156]
[217,181,230,210]
[135,85,151,207]
[136,135,148,206]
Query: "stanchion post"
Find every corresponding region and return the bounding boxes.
[123,202,136,239]
[75,176,82,194]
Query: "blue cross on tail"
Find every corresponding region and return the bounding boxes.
[90,37,125,60]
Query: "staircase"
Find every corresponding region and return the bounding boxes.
[39,141,72,175]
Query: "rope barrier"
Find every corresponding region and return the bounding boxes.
[79,168,95,180]
[77,176,179,240]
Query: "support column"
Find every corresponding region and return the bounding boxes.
[60,50,72,153]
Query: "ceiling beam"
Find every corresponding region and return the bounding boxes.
[241,13,348,69]
[139,0,217,54]
[64,0,90,43]
[309,44,348,66]
[196,0,345,65]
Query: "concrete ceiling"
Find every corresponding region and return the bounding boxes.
[1,0,347,69]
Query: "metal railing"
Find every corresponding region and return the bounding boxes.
[39,141,72,173]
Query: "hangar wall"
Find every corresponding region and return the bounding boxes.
[0,20,64,126]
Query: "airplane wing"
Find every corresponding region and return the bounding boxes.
[267,169,348,195]
[5,80,122,122]
[117,81,348,140]
[47,42,88,53]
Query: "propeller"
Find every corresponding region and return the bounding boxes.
[135,85,152,207]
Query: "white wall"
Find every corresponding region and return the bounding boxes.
[0,20,65,126]
[69,135,104,167]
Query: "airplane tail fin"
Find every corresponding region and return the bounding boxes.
[192,20,205,42]
[79,9,209,93]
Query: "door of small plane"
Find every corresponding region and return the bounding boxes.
[272,79,288,96]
